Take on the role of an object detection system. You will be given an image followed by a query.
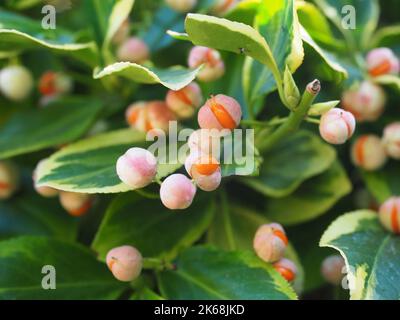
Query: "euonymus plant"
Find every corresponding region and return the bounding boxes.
[0,0,399,300]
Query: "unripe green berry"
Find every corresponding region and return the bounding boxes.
[253,223,288,263]
[0,161,19,200]
[116,147,157,189]
[106,245,143,282]
[160,174,196,210]
[59,191,93,217]
[321,255,345,285]
[351,135,387,171]
[0,65,33,101]
[379,197,400,234]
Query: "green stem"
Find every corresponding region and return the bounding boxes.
[257,79,321,153]
[305,117,320,124]
[143,258,175,271]
[220,189,236,251]
[241,117,288,127]
[134,189,159,199]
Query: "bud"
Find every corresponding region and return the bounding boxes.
[273,258,297,282]
[0,65,33,101]
[106,245,143,282]
[112,19,130,45]
[379,197,400,234]
[0,161,19,200]
[166,0,197,12]
[59,192,93,217]
[321,255,345,285]
[160,174,196,210]
[198,94,242,131]
[188,46,225,82]
[116,147,157,189]
[166,82,203,119]
[342,81,386,122]
[188,129,222,157]
[33,159,59,198]
[125,101,176,133]
[366,47,399,77]
[253,223,288,263]
[319,108,356,144]
[210,0,239,16]
[351,135,387,171]
[382,122,400,159]
[117,37,149,64]
[38,71,72,96]
[185,152,221,191]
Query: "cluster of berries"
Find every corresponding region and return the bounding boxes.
[253,223,297,283]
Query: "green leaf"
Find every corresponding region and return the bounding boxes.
[36,128,182,194]
[0,96,104,160]
[92,193,215,261]
[361,162,400,204]
[0,192,78,241]
[93,62,201,91]
[0,236,126,299]
[320,210,400,299]
[0,9,98,67]
[300,26,348,83]
[371,24,400,54]
[241,131,336,198]
[283,65,300,109]
[157,246,297,299]
[133,287,165,300]
[308,100,340,116]
[207,200,304,293]
[314,0,379,51]
[264,161,352,225]
[4,0,42,9]
[372,75,400,92]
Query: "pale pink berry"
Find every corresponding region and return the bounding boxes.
[112,19,130,45]
[117,37,149,64]
[33,159,59,198]
[382,122,400,159]
[273,258,297,282]
[366,47,399,77]
[106,245,143,282]
[319,108,356,144]
[0,161,19,200]
[210,0,240,16]
[160,174,196,210]
[321,255,345,285]
[116,147,157,189]
[198,94,242,131]
[351,135,387,171]
[38,71,72,96]
[0,65,33,101]
[185,152,221,191]
[253,223,288,263]
[166,0,197,12]
[188,129,222,157]
[166,82,203,119]
[59,192,93,217]
[188,46,225,82]
[342,81,386,122]
[379,197,400,234]
[125,101,176,133]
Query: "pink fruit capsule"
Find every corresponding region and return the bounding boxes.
[379,197,400,234]
[366,47,399,77]
[59,192,93,217]
[0,65,33,101]
[321,255,346,285]
[185,152,221,191]
[38,71,72,96]
[341,81,386,122]
[351,135,387,171]
[160,174,196,210]
[106,245,143,282]
[319,108,356,144]
[116,147,157,189]
[117,37,149,64]
[273,258,297,282]
[210,0,240,16]
[188,46,225,82]
[112,19,130,45]
[0,161,19,200]
[33,159,59,198]
[382,122,400,159]
[188,129,222,157]
[166,0,197,12]
[125,101,176,133]
[253,223,288,263]
[198,94,242,131]
[166,82,203,119]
